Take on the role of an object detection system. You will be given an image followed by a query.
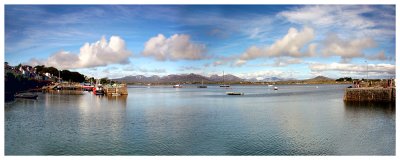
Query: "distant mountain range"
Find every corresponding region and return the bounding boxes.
[113,73,244,83]
[112,73,303,83]
[247,77,294,82]
[115,75,161,83]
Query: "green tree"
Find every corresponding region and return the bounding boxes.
[60,70,85,82]
[34,65,45,74]
[88,77,95,83]
[100,77,110,84]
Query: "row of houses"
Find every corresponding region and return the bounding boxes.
[5,62,59,82]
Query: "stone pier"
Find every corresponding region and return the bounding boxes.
[343,88,396,102]
[104,84,128,95]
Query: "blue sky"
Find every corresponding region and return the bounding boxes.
[5,5,396,80]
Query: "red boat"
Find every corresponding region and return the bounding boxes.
[92,85,105,95]
[82,85,94,91]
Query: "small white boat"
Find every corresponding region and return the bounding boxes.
[226,92,244,95]
[173,84,183,88]
[111,93,121,96]
[274,87,278,90]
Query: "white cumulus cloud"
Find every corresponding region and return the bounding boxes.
[309,62,395,75]
[142,34,207,61]
[272,58,303,67]
[237,70,284,80]
[27,36,132,69]
[321,34,376,62]
[236,27,315,66]
[366,51,391,61]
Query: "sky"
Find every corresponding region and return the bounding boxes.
[4,5,396,80]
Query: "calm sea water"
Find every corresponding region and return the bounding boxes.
[5,84,395,155]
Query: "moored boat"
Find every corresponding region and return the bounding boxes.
[274,87,278,90]
[198,80,207,88]
[93,85,105,95]
[173,84,183,88]
[14,92,38,99]
[226,92,244,95]
[220,71,230,87]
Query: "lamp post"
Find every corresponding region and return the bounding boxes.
[365,61,368,82]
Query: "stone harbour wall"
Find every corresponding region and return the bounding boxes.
[344,88,395,102]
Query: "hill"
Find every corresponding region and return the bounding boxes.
[113,73,243,84]
[159,73,210,83]
[209,74,244,82]
[307,76,333,81]
[304,76,335,83]
[114,75,161,83]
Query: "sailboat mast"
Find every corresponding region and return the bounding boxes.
[223,71,224,84]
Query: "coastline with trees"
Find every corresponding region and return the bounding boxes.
[4,62,87,101]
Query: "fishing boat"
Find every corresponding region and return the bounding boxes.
[226,92,244,95]
[93,85,105,95]
[197,80,207,88]
[14,92,38,99]
[93,80,105,95]
[220,71,230,87]
[173,84,183,88]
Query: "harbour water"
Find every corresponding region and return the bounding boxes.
[4,84,395,155]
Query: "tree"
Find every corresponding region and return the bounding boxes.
[336,77,352,82]
[34,65,45,74]
[60,70,85,82]
[16,63,22,70]
[86,77,96,84]
[100,77,110,84]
